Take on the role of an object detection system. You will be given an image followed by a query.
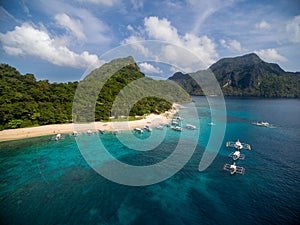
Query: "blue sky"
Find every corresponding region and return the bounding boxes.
[0,0,299,82]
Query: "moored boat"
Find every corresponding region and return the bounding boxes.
[186,124,197,130]
[226,139,251,150]
[228,150,245,161]
[223,162,245,175]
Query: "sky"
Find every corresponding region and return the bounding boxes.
[0,0,299,82]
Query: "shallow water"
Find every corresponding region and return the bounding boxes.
[0,97,299,225]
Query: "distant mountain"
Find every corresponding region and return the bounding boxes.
[169,53,300,97]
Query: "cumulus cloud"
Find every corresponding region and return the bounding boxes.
[139,62,163,74]
[286,15,300,43]
[255,20,271,30]
[0,23,103,68]
[124,16,218,70]
[54,13,86,40]
[220,39,243,52]
[255,48,287,62]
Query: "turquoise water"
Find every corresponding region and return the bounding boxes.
[0,97,299,224]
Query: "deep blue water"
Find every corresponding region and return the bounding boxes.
[0,97,299,225]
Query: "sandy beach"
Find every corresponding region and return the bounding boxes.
[0,105,179,142]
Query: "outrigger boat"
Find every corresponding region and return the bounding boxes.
[223,162,245,175]
[155,125,164,130]
[228,150,245,161]
[144,125,152,132]
[252,121,270,127]
[51,133,64,141]
[171,126,183,131]
[186,124,197,130]
[226,139,251,150]
[134,128,144,133]
[98,129,105,134]
[86,130,93,136]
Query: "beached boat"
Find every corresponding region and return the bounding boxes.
[155,125,164,130]
[144,125,152,132]
[171,120,179,126]
[86,130,93,135]
[223,162,245,175]
[72,131,78,137]
[51,133,64,141]
[228,150,245,161]
[134,128,144,133]
[186,124,197,130]
[171,126,183,131]
[112,129,120,135]
[98,129,105,134]
[226,139,251,150]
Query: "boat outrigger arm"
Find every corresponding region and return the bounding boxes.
[226,141,251,150]
[223,164,245,175]
[228,152,245,160]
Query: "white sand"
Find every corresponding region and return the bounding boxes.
[0,104,179,142]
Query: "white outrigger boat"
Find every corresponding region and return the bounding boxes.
[72,131,78,137]
[155,125,164,130]
[185,124,197,130]
[228,150,245,161]
[171,126,183,131]
[134,128,144,133]
[51,133,64,141]
[86,130,93,135]
[223,162,245,175]
[253,121,269,126]
[226,139,251,150]
[252,121,274,128]
[98,129,105,134]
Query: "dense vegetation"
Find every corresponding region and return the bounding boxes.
[169,53,300,97]
[0,57,189,130]
[0,64,77,130]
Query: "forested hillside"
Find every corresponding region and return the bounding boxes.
[0,57,189,130]
[0,64,77,130]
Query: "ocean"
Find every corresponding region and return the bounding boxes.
[0,97,299,225]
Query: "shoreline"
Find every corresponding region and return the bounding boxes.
[0,104,180,142]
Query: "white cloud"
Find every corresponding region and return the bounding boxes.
[36,1,111,45]
[127,25,134,31]
[131,0,143,10]
[75,0,119,6]
[143,16,218,68]
[220,39,243,52]
[0,23,103,68]
[120,17,218,72]
[286,15,300,43]
[255,20,271,30]
[54,13,86,40]
[255,48,287,62]
[139,62,163,74]
[144,17,181,44]
[121,35,152,57]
